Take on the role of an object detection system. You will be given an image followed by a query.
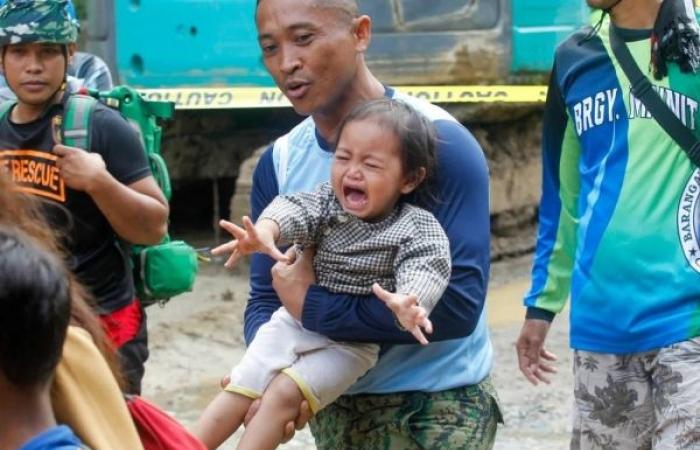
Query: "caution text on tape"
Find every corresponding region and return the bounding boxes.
[138,85,548,110]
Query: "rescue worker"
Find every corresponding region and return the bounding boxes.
[0,0,168,394]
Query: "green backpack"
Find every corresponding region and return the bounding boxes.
[2,86,198,306]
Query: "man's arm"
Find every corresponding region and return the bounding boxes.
[300,120,490,343]
[243,147,283,345]
[76,165,168,245]
[523,64,581,320]
[54,107,168,245]
[517,63,578,384]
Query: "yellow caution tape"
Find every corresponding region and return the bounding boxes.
[398,85,547,104]
[138,85,548,110]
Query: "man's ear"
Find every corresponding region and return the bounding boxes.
[400,167,427,194]
[352,15,372,52]
[67,43,77,63]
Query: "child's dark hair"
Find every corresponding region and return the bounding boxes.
[334,98,438,206]
[0,226,71,388]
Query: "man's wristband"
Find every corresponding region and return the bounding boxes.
[526,306,555,322]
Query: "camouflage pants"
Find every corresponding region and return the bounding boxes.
[309,377,502,450]
[571,337,700,450]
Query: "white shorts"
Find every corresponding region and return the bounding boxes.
[226,307,378,413]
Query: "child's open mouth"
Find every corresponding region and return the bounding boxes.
[343,186,368,210]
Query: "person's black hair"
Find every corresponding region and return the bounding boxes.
[0,226,71,387]
[256,0,359,22]
[334,98,439,207]
[580,0,700,80]
[651,0,700,79]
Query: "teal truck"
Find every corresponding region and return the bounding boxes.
[88,0,586,87]
[85,0,588,256]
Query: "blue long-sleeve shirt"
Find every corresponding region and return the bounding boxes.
[244,88,493,393]
[524,25,700,353]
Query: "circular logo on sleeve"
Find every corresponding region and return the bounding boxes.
[678,169,700,272]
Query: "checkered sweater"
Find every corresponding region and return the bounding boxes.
[259,182,451,312]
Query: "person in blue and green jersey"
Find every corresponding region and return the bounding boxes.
[516,0,700,448]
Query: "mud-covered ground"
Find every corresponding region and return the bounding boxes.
[142,254,574,449]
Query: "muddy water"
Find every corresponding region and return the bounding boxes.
[142,255,573,449]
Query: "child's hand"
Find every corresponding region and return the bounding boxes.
[211,216,289,268]
[372,283,433,345]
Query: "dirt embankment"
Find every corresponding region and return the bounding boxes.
[227,111,545,265]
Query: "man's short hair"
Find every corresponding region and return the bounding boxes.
[256,0,359,23]
[0,227,71,387]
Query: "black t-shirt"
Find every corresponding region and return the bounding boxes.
[0,98,151,313]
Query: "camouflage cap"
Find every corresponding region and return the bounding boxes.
[0,0,78,46]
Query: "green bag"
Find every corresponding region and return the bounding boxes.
[61,86,198,306]
[133,240,198,301]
